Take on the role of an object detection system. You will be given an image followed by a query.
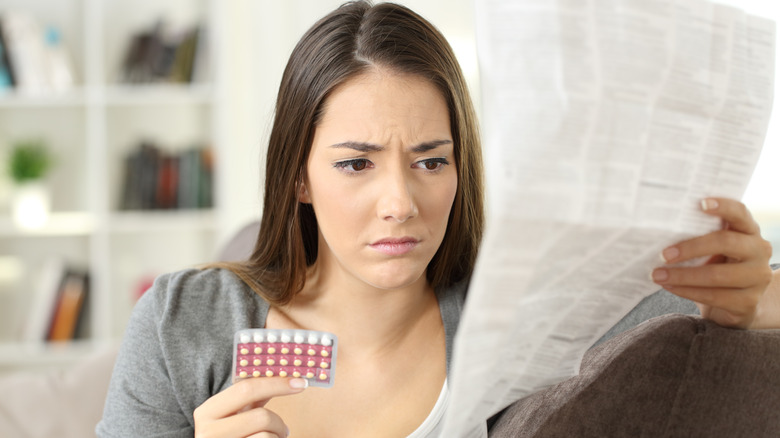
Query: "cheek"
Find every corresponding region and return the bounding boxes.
[426,178,458,231]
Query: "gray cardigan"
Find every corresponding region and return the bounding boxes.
[96,267,696,437]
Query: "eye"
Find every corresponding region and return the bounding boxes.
[414,158,450,172]
[334,158,373,173]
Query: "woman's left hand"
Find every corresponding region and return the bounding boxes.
[651,197,777,329]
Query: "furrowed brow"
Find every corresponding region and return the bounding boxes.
[329,141,384,152]
[410,139,453,153]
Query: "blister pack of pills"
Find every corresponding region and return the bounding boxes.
[232,328,338,387]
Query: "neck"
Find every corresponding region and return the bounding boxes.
[275,264,440,358]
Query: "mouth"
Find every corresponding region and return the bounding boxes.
[369,237,420,256]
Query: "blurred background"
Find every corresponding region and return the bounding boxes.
[0,0,776,378]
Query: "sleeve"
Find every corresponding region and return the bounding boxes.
[96,275,194,438]
[592,289,699,347]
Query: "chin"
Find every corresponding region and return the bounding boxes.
[365,269,427,291]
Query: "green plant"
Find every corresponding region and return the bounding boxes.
[8,139,52,183]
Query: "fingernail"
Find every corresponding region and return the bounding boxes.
[652,268,668,282]
[701,198,719,211]
[661,247,679,263]
[289,378,308,389]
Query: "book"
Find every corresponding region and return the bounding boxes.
[20,257,67,343]
[120,20,204,84]
[47,270,88,342]
[0,19,15,91]
[120,142,214,211]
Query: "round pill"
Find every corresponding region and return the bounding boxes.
[266,358,275,366]
[306,371,315,379]
[253,358,261,366]
[267,347,277,354]
[319,372,328,381]
[293,370,301,378]
[308,334,318,344]
[280,358,289,366]
[240,359,248,366]
[294,358,302,366]
[252,370,261,378]
[240,348,248,355]
[307,348,316,356]
[240,334,250,343]
[294,347,303,355]
[321,349,329,357]
[321,335,332,346]
[281,346,290,354]
[294,333,305,343]
[307,359,316,367]
[281,333,291,343]
[265,370,274,377]
[253,333,263,343]
[279,370,288,377]
[239,371,247,378]
[320,361,328,369]
[254,347,262,354]
[267,333,278,343]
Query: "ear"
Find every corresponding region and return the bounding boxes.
[298,181,311,203]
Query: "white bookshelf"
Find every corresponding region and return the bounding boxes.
[0,0,226,373]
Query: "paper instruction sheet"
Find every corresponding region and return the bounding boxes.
[441,1,775,436]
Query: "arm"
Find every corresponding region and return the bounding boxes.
[651,197,777,329]
[97,271,304,438]
[97,278,195,437]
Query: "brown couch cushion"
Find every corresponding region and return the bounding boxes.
[489,314,780,437]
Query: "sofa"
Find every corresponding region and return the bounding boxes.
[1,222,778,437]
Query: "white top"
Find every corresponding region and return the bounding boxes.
[407,379,488,438]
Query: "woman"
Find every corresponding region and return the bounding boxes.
[98,2,778,437]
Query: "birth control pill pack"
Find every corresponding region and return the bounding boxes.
[232,328,338,388]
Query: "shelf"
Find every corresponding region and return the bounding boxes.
[0,88,87,108]
[0,339,112,372]
[108,209,216,233]
[0,212,95,237]
[104,83,215,106]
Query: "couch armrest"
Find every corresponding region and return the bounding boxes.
[489,314,780,437]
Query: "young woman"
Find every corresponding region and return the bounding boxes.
[98,2,779,437]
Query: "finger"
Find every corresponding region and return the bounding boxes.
[194,377,307,421]
[700,197,760,235]
[652,261,770,288]
[204,406,289,438]
[661,230,759,264]
[664,285,760,328]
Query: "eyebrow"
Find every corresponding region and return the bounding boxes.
[329,139,453,153]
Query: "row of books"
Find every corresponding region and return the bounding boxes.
[120,141,214,211]
[22,258,89,343]
[120,19,205,84]
[0,11,76,95]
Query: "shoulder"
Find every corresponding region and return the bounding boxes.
[134,267,270,344]
[140,267,261,314]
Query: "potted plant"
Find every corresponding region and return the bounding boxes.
[7,139,53,228]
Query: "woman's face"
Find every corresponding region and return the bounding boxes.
[302,70,457,291]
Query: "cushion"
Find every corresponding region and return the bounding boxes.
[0,344,118,438]
[489,314,780,437]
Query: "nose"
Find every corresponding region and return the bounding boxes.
[377,169,418,222]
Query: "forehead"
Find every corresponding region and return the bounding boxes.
[314,69,451,143]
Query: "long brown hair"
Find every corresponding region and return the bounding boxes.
[222,1,484,305]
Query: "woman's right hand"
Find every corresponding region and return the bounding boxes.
[193,377,308,438]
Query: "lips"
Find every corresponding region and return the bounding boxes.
[369,237,419,256]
